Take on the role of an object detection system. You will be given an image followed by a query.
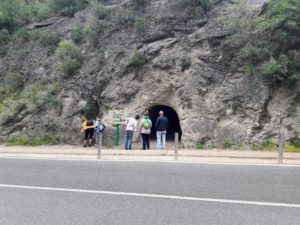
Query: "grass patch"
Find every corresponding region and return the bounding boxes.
[285,144,300,153]
[196,138,205,149]
[6,134,72,146]
[251,140,278,151]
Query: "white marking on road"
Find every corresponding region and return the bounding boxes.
[2,156,300,167]
[0,184,300,208]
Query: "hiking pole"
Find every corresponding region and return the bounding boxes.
[97,133,103,160]
[174,132,179,161]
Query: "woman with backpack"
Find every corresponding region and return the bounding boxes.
[140,111,152,150]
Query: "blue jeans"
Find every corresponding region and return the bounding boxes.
[125,130,134,150]
[157,131,166,150]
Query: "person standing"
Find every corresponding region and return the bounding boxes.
[155,111,168,150]
[81,116,96,147]
[95,116,106,147]
[125,114,140,150]
[140,111,152,150]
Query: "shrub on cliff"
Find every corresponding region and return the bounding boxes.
[233,0,300,80]
[176,0,212,16]
[129,50,147,67]
[56,40,83,78]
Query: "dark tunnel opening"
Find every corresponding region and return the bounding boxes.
[148,105,182,141]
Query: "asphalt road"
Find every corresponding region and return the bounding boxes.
[0,158,300,225]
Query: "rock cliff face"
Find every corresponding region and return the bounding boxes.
[0,0,299,147]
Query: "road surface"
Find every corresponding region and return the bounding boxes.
[0,158,299,224]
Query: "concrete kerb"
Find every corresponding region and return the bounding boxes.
[1,145,300,164]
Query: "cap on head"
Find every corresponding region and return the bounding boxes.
[144,111,149,116]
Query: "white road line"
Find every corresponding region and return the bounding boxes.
[0,184,299,208]
[2,156,300,167]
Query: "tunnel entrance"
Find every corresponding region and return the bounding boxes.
[148,105,182,141]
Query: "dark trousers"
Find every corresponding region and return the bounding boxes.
[84,128,94,140]
[141,133,150,150]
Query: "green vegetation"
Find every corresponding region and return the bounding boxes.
[0,0,88,33]
[37,31,60,47]
[181,58,191,72]
[84,98,98,119]
[129,50,147,67]
[92,1,109,20]
[132,0,148,8]
[291,137,300,148]
[196,138,205,149]
[6,134,72,146]
[1,67,24,94]
[232,0,300,80]
[223,140,234,149]
[134,17,147,32]
[0,80,62,125]
[176,0,212,16]
[56,40,83,78]
[251,140,278,151]
[71,28,84,43]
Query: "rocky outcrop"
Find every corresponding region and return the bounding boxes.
[0,0,299,147]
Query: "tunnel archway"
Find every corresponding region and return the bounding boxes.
[148,105,182,141]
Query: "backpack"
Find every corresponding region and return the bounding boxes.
[86,120,94,126]
[97,123,105,132]
[143,119,150,129]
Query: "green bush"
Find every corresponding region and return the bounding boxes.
[56,40,83,78]
[92,1,109,20]
[181,58,191,72]
[12,28,31,43]
[233,0,300,80]
[84,98,98,119]
[196,139,205,149]
[37,31,60,47]
[129,50,147,67]
[132,0,148,7]
[0,97,20,125]
[6,134,71,146]
[49,96,63,114]
[48,0,88,17]
[134,17,147,32]
[176,0,212,16]
[251,140,278,151]
[20,83,48,112]
[4,69,24,94]
[71,28,83,43]
[223,140,234,149]
[291,137,300,148]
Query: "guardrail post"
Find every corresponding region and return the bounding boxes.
[278,133,284,164]
[97,133,103,160]
[174,132,179,161]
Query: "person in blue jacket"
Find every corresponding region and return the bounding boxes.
[155,111,168,150]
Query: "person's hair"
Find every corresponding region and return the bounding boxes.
[135,115,141,120]
[144,111,149,116]
[159,111,164,115]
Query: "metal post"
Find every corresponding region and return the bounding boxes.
[116,124,120,147]
[278,133,284,164]
[174,132,179,161]
[97,132,102,160]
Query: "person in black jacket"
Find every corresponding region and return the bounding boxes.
[155,111,168,150]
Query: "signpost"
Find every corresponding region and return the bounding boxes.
[108,110,127,148]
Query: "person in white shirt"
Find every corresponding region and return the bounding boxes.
[125,114,140,150]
